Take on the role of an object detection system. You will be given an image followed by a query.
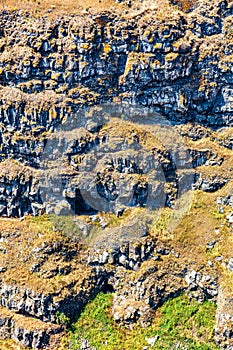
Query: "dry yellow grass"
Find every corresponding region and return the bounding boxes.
[0,0,121,16]
[0,339,27,350]
[0,216,92,295]
[151,181,233,283]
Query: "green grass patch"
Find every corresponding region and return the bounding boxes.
[65,292,219,349]
[49,215,82,240]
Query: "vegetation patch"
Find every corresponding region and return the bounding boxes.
[62,292,218,349]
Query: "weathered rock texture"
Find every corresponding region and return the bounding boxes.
[215,288,233,349]
[0,1,232,127]
[0,0,232,348]
[0,0,232,217]
[0,307,63,349]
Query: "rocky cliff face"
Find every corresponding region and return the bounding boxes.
[0,0,233,349]
[0,0,232,126]
[0,0,232,217]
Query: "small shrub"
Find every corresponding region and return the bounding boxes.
[55,311,70,326]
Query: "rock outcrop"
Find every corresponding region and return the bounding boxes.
[0,0,232,348]
[0,0,232,217]
[215,288,233,349]
[0,307,63,349]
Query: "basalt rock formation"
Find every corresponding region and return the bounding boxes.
[0,0,232,216]
[0,0,233,349]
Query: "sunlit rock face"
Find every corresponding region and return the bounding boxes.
[0,0,232,217]
[0,3,232,348]
[0,1,232,130]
